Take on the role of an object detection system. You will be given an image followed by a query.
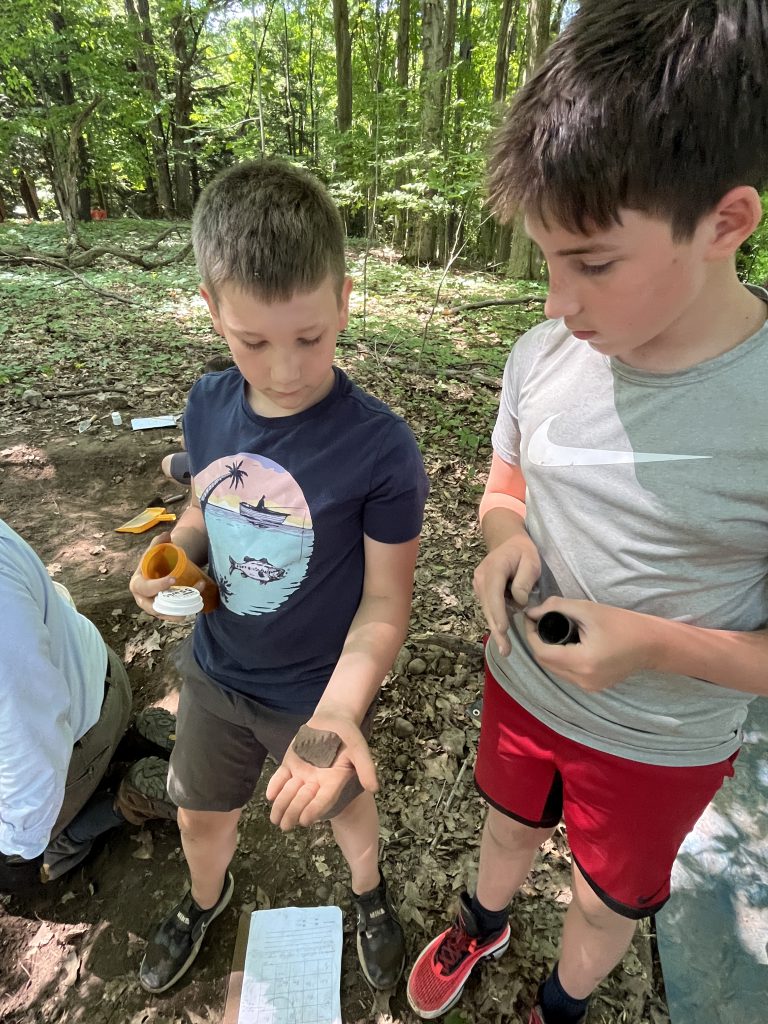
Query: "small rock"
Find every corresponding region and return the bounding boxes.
[393,646,412,674]
[436,656,453,675]
[28,922,54,950]
[22,389,43,407]
[395,753,409,768]
[392,716,415,738]
[439,726,466,757]
[316,883,330,901]
[407,657,427,675]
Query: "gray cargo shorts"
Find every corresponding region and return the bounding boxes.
[167,640,376,819]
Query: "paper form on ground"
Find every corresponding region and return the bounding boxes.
[236,905,343,1024]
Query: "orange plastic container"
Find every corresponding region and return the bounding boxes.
[140,543,219,613]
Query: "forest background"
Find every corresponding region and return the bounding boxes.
[2,0,766,280]
[0,3,766,1023]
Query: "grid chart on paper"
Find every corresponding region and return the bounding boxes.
[239,955,336,1024]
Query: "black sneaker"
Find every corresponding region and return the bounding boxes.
[353,876,406,990]
[139,871,234,993]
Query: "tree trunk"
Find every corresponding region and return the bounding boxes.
[437,0,458,264]
[125,0,175,216]
[250,0,275,158]
[332,0,352,134]
[392,0,411,248]
[504,0,552,280]
[493,0,519,104]
[50,7,93,221]
[281,4,296,156]
[443,0,471,261]
[18,169,40,220]
[308,12,318,161]
[409,0,446,263]
[477,0,519,261]
[171,10,197,218]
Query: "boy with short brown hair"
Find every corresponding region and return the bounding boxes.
[407,3,768,1022]
[131,159,428,993]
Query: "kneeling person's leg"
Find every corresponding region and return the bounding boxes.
[51,645,132,842]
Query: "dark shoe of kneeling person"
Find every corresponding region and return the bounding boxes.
[0,852,44,893]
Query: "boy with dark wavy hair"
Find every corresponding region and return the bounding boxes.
[408,3,768,1022]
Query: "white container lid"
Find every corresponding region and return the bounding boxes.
[153,586,204,616]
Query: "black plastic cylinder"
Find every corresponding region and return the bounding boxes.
[537,610,580,645]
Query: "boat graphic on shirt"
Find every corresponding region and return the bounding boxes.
[194,452,313,617]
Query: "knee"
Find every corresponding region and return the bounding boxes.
[572,877,635,934]
[485,808,552,855]
[178,807,240,843]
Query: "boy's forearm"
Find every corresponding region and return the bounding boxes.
[169,505,209,565]
[648,616,768,696]
[481,506,529,551]
[314,593,412,724]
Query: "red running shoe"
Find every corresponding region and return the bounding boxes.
[407,893,511,1018]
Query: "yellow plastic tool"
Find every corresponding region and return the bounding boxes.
[115,507,177,534]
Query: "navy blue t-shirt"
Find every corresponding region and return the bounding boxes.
[183,365,429,713]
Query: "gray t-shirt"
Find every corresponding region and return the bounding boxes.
[488,293,768,766]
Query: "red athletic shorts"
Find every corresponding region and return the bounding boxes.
[475,663,738,918]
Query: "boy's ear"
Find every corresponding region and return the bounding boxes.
[704,186,763,260]
[337,276,353,331]
[199,286,224,336]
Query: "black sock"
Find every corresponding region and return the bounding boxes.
[538,963,590,1024]
[468,892,509,937]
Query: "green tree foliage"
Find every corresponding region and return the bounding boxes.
[1,0,546,267]
[0,3,590,275]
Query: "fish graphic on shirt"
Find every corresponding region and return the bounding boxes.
[228,554,287,585]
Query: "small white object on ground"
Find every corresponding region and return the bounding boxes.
[111,411,123,426]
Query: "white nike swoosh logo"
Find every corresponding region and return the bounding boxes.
[528,414,712,467]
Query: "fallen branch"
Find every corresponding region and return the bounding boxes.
[429,751,475,851]
[0,228,192,273]
[452,294,545,312]
[138,226,184,251]
[411,632,484,658]
[336,341,502,388]
[0,248,147,306]
[68,240,192,270]
[42,385,129,399]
